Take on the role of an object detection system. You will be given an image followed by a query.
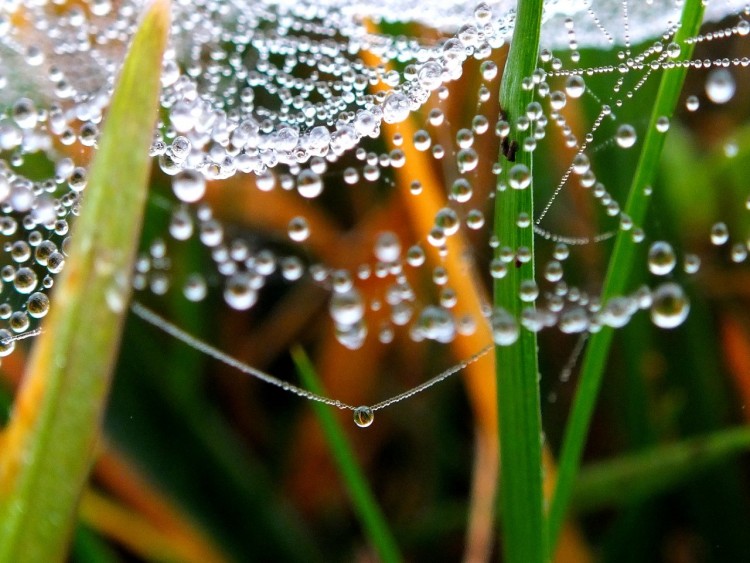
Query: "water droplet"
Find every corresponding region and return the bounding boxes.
[383,92,411,124]
[565,75,585,98]
[508,164,531,190]
[651,282,690,329]
[330,289,365,326]
[14,267,38,294]
[374,231,401,263]
[647,241,676,276]
[173,169,206,203]
[456,148,478,173]
[615,124,637,148]
[710,222,729,245]
[353,406,374,428]
[297,169,323,198]
[26,292,49,318]
[491,307,519,346]
[288,216,310,242]
[705,69,735,104]
[685,95,700,112]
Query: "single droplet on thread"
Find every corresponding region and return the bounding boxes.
[297,169,323,198]
[353,406,374,428]
[288,216,310,242]
[705,69,736,104]
[172,169,206,203]
[710,222,729,245]
[647,241,676,276]
[615,124,637,148]
[650,282,690,329]
[565,75,585,98]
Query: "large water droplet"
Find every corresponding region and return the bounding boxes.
[173,169,206,203]
[353,406,374,428]
[705,69,736,104]
[650,282,690,329]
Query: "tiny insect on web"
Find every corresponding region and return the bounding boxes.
[129,301,493,427]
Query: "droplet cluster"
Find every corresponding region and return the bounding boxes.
[0,0,747,366]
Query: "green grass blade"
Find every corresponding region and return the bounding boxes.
[291,347,403,563]
[493,1,545,562]
[572,427,750,513]
[0,1,171,561]
[547,0,706,550]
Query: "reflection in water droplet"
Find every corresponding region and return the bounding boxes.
[651,282,690,329]
[648,241,676,276]
[705,68,736,104]
[353,406,374,428]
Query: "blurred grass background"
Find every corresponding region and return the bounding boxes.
[1,8,750,563]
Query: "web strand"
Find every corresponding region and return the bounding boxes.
[130,302,492,414]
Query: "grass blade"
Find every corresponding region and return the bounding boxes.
[0,1,170,560]
[572,427,750,513]
[493,1,545,562]
[291,346,403,563]
[547,0,706,550]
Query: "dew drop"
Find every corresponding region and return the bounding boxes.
[565,75,585,98]
[705,69,736,104]
[710,222,729,245]
[508,164,531,190]
[615,124,637,149]
[288,216,310,242]
[353,406,374,428]
[491,307,519,346]
[26,292,49,318]
[172,169,206,203]
[14,267,37,294]
[297,169,323,198]
[650,282,690,329]
[655,116,670,133]
[647,241,676,276]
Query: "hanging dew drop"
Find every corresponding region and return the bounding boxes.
[297,169,323,198]
[172,169,206,203]
[647,241,676,276]
[26,292,50,318]
[705,69,736,104]
[353,406,374,428]
[288,216,310,242]
[685,95,700,112]
[710,222,729,245]
[650,282,690,329]
[565,75,585,98]
[456,148,478,173]
[615,124,637,148]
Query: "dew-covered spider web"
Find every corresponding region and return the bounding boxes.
[0,0,748,425]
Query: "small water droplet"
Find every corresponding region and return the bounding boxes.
[647,241,676,276]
